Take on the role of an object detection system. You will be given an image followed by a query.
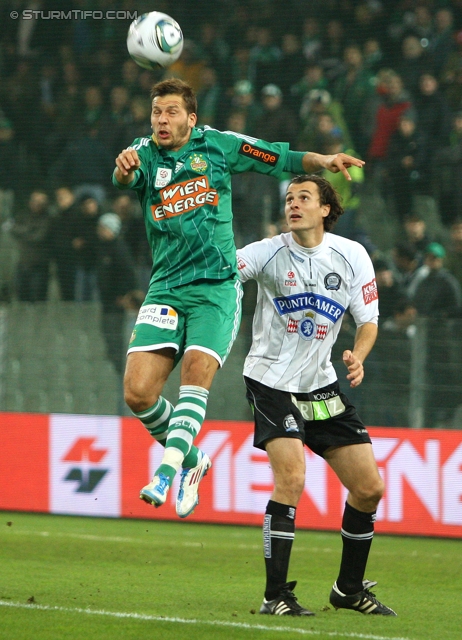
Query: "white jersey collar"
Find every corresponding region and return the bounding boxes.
[288,232,327,257]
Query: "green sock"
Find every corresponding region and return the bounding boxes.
[133,396,201,468]
[155,385,209,484]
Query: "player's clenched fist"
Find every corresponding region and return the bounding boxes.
[114,148,141,182]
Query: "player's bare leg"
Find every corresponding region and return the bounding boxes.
[141,349,218,509]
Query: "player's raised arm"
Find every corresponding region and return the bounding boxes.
[302,151,365,181]
[114,148,141,184]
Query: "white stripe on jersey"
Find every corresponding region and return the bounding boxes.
[237,233,378,393]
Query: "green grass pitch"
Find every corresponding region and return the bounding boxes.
[0,512,460,640]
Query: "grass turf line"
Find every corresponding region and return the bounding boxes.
[1,512,461,640]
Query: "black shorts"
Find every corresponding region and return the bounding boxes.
[244,376,371,457]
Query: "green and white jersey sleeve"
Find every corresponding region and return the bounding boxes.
[112,128,291,292]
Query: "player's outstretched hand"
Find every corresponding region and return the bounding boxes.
[323,153,365,180]
[343,349,364,388]
[115,148,141,178]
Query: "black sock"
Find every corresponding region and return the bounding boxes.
[263,500,296,600]
[336,501,376,595]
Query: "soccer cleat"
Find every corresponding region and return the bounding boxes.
[260,581,315,616]
[329,581,397,616]
[363,579,377,590]
[176,452,212,518]
[140,473,170,507]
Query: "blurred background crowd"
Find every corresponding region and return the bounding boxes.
[2,0,462,426]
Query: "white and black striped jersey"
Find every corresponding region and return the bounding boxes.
[237,232,379,392]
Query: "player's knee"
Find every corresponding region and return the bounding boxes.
[274,467,305,504]
[352,476,385,509]
[123,376,158,413]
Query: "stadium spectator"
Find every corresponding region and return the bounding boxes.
[402,214,433,264]
[396,35,431,100]
[415,73,452,155]
[52,126,113,204]
[237,174,395,617]
[96,212,143,377]
[72,195,101,302]
[196,66,227,130]
[411,241,462,428]
[10,190,52,302]
[113,77,364,521]
[50,187,80,301]
[430,8,456,76]
[384,108,427,222]
[99,86,132,159]
[444,219,462,289]
[278,34,306,104]
[412,242,461,318]
[366,71,413,174]
[331,44,375,155]
[229,80,263,135]
[391,241,427,298]
[373,257,407,324]
[290,63,328,117]
[440,30,462,110]
[248,26,282,94]
[433,110,462,225]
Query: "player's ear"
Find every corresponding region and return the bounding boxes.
[189,112,198,127]
[322,204,330,218]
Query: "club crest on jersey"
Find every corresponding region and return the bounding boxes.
[324,272,341,291]
[298,313,316,341]
[189,153,208,173]
[362,278,378,304]
[155,167,172,188]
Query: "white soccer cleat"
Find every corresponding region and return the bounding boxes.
[140,473,170,507]
[176,452,212,518]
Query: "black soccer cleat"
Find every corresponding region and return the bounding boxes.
[260,581,315,616]
[329,581,397,616]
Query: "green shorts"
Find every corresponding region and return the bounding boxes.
[127,277,243,367]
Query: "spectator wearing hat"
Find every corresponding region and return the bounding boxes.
[412,242,461,318]
[96,212,144,377]
[411,241,462,428]
[230,80,263,136]
[254,84,298,146]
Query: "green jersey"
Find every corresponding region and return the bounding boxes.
[112,126,297,291]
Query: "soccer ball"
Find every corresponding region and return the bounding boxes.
[127,12,184,70]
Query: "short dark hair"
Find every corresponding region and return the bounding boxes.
[287,174,344,231]
[150,78,197,115]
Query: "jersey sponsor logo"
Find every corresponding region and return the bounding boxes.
[285,270,297,286]
[324,272,341,291]
[362,278,378,304]
[237,256,246,270]
[283,414,299,432]
[238,141,279,166]
[135,304,178,329]
[287,271,295,278]
[298,316,316,340]
[155,167,172,188]
[189,153,208,173]
[151,176,219,220]
[273,292,345,323]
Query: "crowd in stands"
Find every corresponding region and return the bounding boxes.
[2,0,462,326]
